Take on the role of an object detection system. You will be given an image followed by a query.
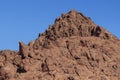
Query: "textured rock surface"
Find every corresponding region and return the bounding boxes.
[0,10,120,80]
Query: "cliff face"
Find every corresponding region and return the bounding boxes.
[0,10,120,80]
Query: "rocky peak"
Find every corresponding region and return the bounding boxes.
[0,10,120,80]
[40,10,116,41]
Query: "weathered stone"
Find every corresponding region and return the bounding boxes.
[0,10,120,80]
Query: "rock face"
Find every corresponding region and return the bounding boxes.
[0,10,120,80]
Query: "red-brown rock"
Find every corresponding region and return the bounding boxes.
[0,10,120,80]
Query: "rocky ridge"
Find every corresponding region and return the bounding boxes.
[0,10,120,80]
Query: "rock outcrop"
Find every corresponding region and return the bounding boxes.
[0,10,120,80]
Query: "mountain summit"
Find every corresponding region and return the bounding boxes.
[40,10,117,40]
[0,10,120,80]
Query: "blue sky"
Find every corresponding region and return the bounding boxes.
[0,0,120,50]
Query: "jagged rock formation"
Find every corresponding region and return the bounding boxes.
[0,10,120,80]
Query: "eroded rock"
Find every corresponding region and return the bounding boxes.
[0,10,120,80]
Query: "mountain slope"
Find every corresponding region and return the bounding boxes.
[0,10,120,80]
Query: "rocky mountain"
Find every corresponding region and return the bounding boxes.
[0,10,120,80]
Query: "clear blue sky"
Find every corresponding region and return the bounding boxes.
[0,0,120,50]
